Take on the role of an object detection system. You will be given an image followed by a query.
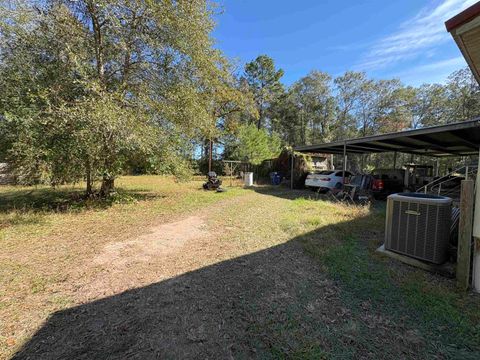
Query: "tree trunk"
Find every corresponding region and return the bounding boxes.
[100,176,115,197]
[208,139,213,172]
[85,160,93,197]
[86,1,105,84]
[257,108,263,130]
[203,139,210,173]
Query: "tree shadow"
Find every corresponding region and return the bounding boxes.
[250,186,388,215]
[11,210,478,359]
[248,185,319,201]
[0,187,163,214]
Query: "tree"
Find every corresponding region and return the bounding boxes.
[197,59,258,172]
[444,68,480,122]
[411,84,448,128]
[243,55,284,130]
[0,0,239,196]
[333,71,367,140]
[269,91,302,145]
[355,78,376,137]
[230,124,281,165]
[289,71,336,144]
[371,79,413,134]
[334,75,413,136]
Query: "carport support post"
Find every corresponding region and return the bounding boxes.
[342,141,347,184]
[290,150,294,190]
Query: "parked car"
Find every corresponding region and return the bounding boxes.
[371,168,405,199]
[305,170,353,192]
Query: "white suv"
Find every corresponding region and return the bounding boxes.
[305,170,353,192]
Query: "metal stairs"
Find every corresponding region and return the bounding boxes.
[418,164,477,205]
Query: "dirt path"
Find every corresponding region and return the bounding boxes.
[70,190,291,302]
[94,216,209,267]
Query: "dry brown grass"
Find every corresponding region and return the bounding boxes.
[1,176,247,358]
[0,177,370,359]
[1,177,370,359]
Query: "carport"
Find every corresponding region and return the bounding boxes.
[294,118,480,156]
[294,118,480,184]
[293,118,480,291]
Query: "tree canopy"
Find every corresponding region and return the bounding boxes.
[243,55,284,130]
[266,67,480,148]
[0,0,254,195]
[229,124,281,166]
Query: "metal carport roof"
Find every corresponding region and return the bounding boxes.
[294,118,480,157]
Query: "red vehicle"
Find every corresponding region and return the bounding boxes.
[371,169,405,200]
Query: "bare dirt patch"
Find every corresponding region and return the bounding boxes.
[94,215,209,268]
[73,192,265,302]
[75,215,213,302]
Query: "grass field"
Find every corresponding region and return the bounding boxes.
[1,176,479,359]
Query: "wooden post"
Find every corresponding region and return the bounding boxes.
[457,180,474,290]
[474,237,480,292]
[342,141,347,184]
[473,151,480,293]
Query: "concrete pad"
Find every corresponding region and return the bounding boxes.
[376,244,455,278]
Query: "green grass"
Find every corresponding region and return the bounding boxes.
[323,239,480,348]
[318,234,480,359]
[271,196,480,358]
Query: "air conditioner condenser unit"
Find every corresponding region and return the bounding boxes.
[385,193,452,264]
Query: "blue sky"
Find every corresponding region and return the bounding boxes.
[213,0,477,86]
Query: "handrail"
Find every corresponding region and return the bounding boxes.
[431,167,477,194]
[418,164,477,194]
[432,169,476,195]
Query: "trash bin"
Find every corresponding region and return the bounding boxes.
[270,172,282,185]
[244,172,253,186]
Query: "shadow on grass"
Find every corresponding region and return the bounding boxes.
[11,208,480,359]
[250,185,324,201]
[0,187,163,214]
[251,186,390,218]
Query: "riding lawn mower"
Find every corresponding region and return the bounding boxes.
[203,171,225,192]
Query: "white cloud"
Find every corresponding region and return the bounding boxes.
[397,56,467,85]
[410,56,465,72]
[357,0,477,70]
